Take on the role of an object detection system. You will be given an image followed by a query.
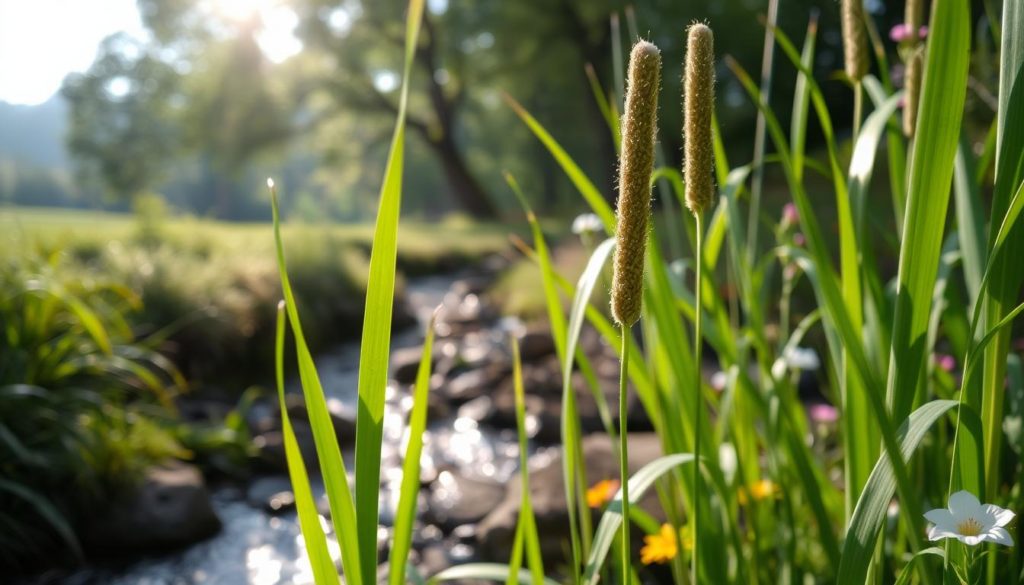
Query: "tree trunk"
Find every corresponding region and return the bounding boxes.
[430,134,498,219]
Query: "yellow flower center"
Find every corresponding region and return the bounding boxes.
[956,518,984,537]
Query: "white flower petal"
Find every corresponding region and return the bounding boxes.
[927,525,959,541]
[985,526,1015,547]
[948,491,982,519]
[983,504,1016,528]
[924,508,955,529]
[959,534,985,547]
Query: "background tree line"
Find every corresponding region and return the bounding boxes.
[5,0,887,222]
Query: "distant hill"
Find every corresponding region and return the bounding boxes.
[0,96,70,169]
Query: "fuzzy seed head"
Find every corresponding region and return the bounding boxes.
[903,48,924,137]
[611,40,661,327]
[683,23,715,215]
[842,0,868,81]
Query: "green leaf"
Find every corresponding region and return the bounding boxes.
[511,337,545,585]
[389,310,438,585]
[427,563,561,585]
[894,548,947,585]
[353,2,425,578]
[272,190,361,585]
[837,401,962,585]
[504,93,616,233]
[275,305,340,585]
[583,454,695,585]
[887,0,971,423]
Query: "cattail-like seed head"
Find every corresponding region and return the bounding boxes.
[611,40,661,327]
[842,0,868,81]
[683,23,715,215]
[903,47,923,137]
[905,0,923,43]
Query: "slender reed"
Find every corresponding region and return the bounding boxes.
[611,39,661,582]
[903,48,923,138]
[684,21,715,584]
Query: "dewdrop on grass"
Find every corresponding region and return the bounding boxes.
[610,40,661,327]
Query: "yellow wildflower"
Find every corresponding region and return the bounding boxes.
[585,479,620,508]
[737,479,781,506]
[639,524,693,565]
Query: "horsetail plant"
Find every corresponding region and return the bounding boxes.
[683,22,715,583]
[611,38,660,584]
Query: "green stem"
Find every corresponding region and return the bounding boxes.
[619,326,631,583]
[853,81,863,142]
[692,211,705,584]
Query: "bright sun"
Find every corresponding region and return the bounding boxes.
[204,0,303,62]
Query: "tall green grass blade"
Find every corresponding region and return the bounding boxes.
[564,237,618,443]
[506,171,589,577]
[837,400,963,585]
[271,185,362,585]
[353,2,424,578]
[978,61,1024,499]
[894,548,947,585]
[790,13,818,183]
[389,310,438,585]
[953,136,987,310]
[584,64,620,152]
[427,564,560,585]
[583,454,695,585]
[887,0,970,423]
[997,0,1024,162]
[504,94,616,233]
[746,0,780,266]
[511,336,545,585]
[275,304,340,585]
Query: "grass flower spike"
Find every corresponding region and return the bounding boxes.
[841,0,868,81]
[683,23,715,215]
[924,491,1015,547]
[611,40,661,327]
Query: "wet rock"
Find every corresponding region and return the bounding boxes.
[482,362,652,443]
[517,327,556,361]
[252,420,319,472]
[443,362,508,403]
[451,276,491,297]
[246,476,295,514]
[392,346,433,384]
[85,462,221,554]
[283,394,357,446]
[476,434,664,563]
[424,470,507,531]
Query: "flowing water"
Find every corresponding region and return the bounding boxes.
[58,273,525,585]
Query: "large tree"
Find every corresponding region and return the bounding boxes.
[62,34,182,201]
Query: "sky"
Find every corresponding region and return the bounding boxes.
[0,0,303,106]
[0,0,146,105]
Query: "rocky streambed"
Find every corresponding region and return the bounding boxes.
[50,260,664,585]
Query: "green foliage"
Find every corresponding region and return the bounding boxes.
[274,1,1024,584]
[0,253,184,570]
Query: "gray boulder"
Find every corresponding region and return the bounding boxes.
[85,462,221,553]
